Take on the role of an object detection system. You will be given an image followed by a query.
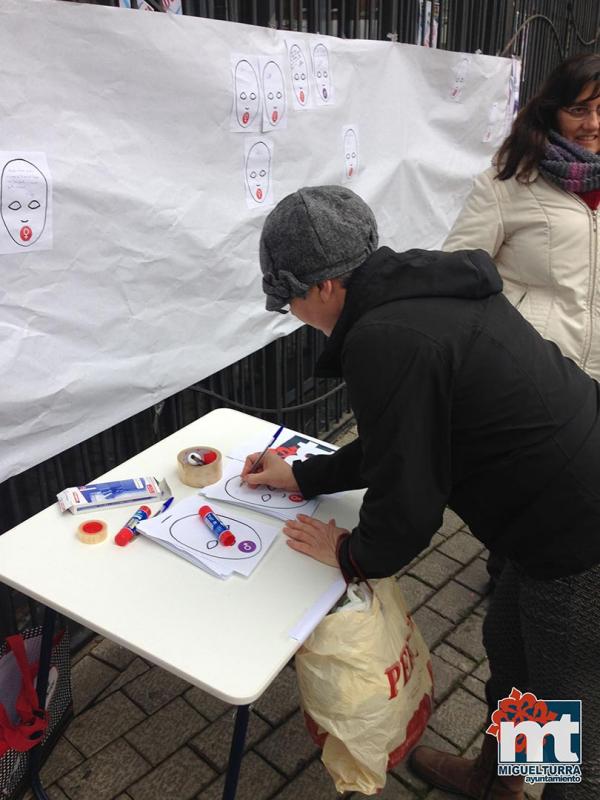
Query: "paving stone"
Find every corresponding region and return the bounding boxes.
[71,636,102,665]
[392,727,458,792]
[454,558,491,595]
[408,550,462,589]
[269,758,339,799]
[128,747,215,800]
[125,696,209,765]
[184,685,231,721]
[473,594,492,616]
[196,751,285,800]
[123,665,189,714]
[47,787,70,800]
[427,581,481,623]
[64,691,146,757]
[412,606,455,650]
[256,709,318,776]
[397,574,435,613]
[253,664,300,725]
[39,736,84,786]
[431,654,463,704]
[189,709,270,771]
[92,638,139,670]
[71,655,119,714]
[473,659,491,682]
[438,508,465,538]
[97,657,150,702]
[429,689,488,750]
[433,643,477,673]
[438,531,484,565]
[446,615,486,662]
[462,731,484,759]
[462,675,487,703]
[59,739,149,800]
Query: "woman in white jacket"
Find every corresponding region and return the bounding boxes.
[445,53,600,380]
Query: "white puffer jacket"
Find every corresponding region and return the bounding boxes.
[444,165,600,380]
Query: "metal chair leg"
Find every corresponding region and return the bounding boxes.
[222,704,250,800]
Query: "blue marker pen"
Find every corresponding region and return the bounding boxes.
[198,505,236,547]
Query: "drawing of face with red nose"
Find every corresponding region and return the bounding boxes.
[1,159,48,247]
[263,60,286,126]
[313,44,331,102]
[344,129,358,178]
[245,142,270,203]
[289,44,309,107]
[235,59,260,128]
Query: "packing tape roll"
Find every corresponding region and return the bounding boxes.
[76,519,108,544]
[177,446,223,488]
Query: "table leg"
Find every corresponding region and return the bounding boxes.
[29,605,57,800]
[221,704,250,800]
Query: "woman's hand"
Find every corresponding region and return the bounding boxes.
[240,450,300,492]
[282,514,349,567]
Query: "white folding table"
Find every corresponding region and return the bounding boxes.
[0,408,363,799]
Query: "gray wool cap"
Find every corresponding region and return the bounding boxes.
[259,185,379,312]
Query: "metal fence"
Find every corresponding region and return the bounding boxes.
[1,0,598,636]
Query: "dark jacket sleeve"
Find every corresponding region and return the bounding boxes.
[292,437,367,498]
[336,322,453,578]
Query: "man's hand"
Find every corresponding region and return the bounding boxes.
[282,514,349,567]
[240,450,300,492]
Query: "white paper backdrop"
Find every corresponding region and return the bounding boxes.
[0,0,513,482]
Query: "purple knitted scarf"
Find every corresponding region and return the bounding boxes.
[539,130,600,193]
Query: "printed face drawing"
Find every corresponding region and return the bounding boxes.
[234,59,260,128]
[313,44,331,102]
[289,44,309,106]
[451,57,470,98]
[1,159,48,246]
[262,60,285,125]
[344,129,358,178]
[169,512,263,559]
[245,142,270,203]
[225,476,309,511]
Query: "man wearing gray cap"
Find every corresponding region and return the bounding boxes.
[242,185,600,800]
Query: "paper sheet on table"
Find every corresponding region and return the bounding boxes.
[288,575,346,641]
[228,425,338,465]
[201,457,321,521]
[136,495,279,578]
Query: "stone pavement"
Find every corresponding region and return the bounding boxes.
[24,426,544,800]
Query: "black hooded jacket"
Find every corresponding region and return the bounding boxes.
[292,246,600,580]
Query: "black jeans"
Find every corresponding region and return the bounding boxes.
[482,561,600,799]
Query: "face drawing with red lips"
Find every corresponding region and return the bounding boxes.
[245,142,270,203]
[262,60,285,125]
[235,59,260,128]
[1,159,48,247]
[289,44,309,106]
[313,44,331,102]
[344,129,358,178]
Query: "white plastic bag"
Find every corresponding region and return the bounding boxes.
[295,577,433,794]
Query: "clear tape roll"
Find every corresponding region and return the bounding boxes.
[76,519,108,544]
[177,446,223,488]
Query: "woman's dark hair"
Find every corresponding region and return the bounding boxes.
[496,53,600,182]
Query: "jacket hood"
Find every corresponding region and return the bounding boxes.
[317,246,503,376]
